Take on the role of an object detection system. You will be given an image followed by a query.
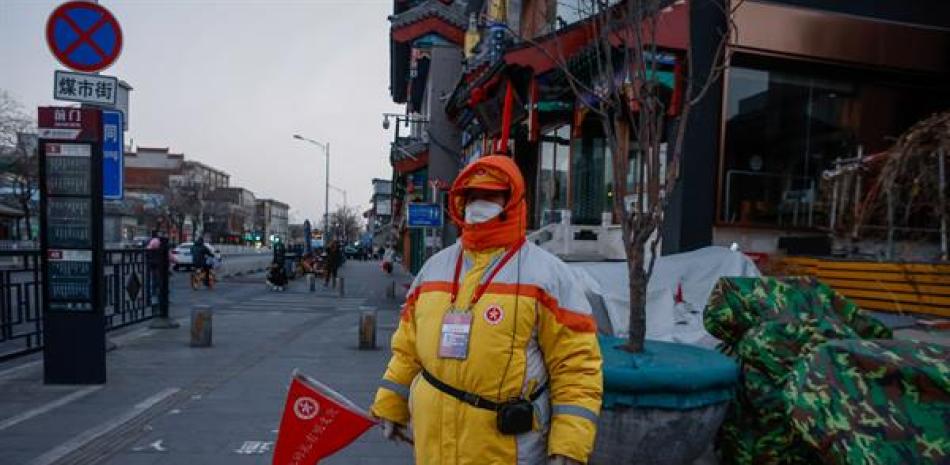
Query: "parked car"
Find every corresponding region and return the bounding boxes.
[171,242,221,271]
[343,245,359,259]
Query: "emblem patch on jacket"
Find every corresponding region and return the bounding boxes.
[484,304,504,325]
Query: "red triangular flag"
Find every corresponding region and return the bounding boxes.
[674,281,685,304]
[272,370,377,465]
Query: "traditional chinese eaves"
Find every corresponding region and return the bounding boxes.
[504,1,688,75]
[390,0,467,42]
[389,0,467,103]
[391,140,430,174]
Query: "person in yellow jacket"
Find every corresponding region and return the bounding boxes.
[371,155,603,465]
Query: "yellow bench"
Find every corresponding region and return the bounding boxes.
[775,257,950,318]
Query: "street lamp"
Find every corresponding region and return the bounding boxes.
[327,183,347,209]
[292,134,330,241]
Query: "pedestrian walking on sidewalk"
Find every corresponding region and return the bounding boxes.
[324,241,343,288]
[371,155,603,465]
[146,230,163,300]
[381,246,395,274]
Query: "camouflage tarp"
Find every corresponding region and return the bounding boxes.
[787,339,949,465]
[702,276,949,465]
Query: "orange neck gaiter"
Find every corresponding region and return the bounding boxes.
[448,155,527,252]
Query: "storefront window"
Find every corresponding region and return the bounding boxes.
[721,57,950,228]
[537,125,570,226]
[571,122,611,225]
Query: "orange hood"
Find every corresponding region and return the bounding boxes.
[448,155,527,251]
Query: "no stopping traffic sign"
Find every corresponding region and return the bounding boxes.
[46,1,123,73]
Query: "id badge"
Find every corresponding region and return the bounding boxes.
[438,310,473,360]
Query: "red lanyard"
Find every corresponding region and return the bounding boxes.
[450,238,526,307]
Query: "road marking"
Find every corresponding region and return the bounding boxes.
[234,440,274,455]
[0,386,102,432]
[132,439,167,452]
[28,387,180,465]
[0,360,42,380]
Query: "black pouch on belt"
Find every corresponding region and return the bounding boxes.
[497,399,535,435]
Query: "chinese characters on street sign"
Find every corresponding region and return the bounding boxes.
[102,110,124,199]
[38,106,100,141]
[45,143,92,196]
[408,203,443,228]
[47,249,94,310]
[54,70,118,105]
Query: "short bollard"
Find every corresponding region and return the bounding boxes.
[309,274,315,292]
[190,305,213,347]
[358,310,376,350]
[338,277,345,297]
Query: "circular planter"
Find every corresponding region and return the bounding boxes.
[590,336,738,465]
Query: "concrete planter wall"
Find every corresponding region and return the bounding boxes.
[591,403,728,465]
[592,336,738,465]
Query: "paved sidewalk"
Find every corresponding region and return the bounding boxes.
[0,260,415,465]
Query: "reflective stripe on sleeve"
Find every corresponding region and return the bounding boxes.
[552,404,598,423]
[380,379,410,399]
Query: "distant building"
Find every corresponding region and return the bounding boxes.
[123,147,233,242]
[206,187,256,243]
[179,160,230,190]
[367,178,394,248]
[124,146,185,192]
[255,199,290,245]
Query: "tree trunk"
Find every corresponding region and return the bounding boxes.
[625,242,648,352]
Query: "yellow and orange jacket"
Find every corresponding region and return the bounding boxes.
[371,156,603,465]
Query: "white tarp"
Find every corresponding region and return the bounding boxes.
[570,246,760,348]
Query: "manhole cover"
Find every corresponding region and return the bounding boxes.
[126,272,142,300]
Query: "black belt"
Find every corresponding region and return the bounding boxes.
[421,369,547,411]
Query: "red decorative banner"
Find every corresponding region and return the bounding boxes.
[272,371,376,465]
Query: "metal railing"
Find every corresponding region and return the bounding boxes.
[103,248,162,330]
[0,247,166,362]
[0,250,43,362]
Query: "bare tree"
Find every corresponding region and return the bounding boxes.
[163,186,193,242]
[518,0,739,351]
[328,205,362,244]
[165,170,215,241]
[0,90,37,240]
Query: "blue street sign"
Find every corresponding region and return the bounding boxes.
[102,110,123,199]
[407,203,443,228]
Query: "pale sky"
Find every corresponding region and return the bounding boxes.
[0,0,403,224]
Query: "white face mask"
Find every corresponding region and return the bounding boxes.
[465,199,504,224]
